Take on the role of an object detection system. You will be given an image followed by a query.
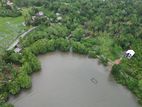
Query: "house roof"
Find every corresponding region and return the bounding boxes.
[126,50,135,56]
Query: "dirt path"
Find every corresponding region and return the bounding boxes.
[7,27,36,50]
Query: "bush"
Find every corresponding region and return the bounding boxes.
[29,39,56,55]
[88,51,97,58]
[138,80,142,91]
[98,55,108,66]
[72,26,84,41]
[0,103,14,107]
[17,73,31,89]
[55,38,70,52]
[0,92,8,103]
[22,49,41,72]
[26,16,49,26]
[71,41,89,54]
[0,8,21,17]
[20,62,32,74]
[7,52,22,64]
[8,80,20,95]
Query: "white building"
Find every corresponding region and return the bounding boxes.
[125,50,135,59]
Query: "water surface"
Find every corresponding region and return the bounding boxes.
[9,52,141,107]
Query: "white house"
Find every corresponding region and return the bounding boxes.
[125,50,135,59]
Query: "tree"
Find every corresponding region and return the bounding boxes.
[8,80,20,95]
[17,73,31,89]
[0,103,14,107]
[72,25,84,41]
[55,38,70,52]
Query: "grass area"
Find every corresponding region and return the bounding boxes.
[21,7,32,16]
[0,16,25,50]
[95,35,122,60]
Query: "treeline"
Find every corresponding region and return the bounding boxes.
[0,0,22,17]
[0,8,21,17]
[0,50,41,106]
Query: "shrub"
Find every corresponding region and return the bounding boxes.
[8,80,20,95]
[0,7,21,17]
[55,38,70,52]
[88,51,97,58]
[71,41,89,54]
[98,55,108,66]
[0,103,14,107]
[17,73,31,89]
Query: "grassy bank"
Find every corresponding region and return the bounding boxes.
[0,16,25,50]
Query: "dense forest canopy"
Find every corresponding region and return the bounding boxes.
[0,0,142,106]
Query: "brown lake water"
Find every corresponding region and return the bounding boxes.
[9,52,141,107]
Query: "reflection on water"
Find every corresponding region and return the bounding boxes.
[9,52,141,107]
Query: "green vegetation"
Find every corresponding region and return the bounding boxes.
[0,0,142,106]
[0,16,25,50]
[0,0,22,17]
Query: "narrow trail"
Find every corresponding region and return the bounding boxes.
[107,57,123,71]
[7,27,36,50]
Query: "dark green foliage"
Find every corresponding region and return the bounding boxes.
[8,80,20,95]
[28,39,56,55]
[46,24,69,39]
[17,73,31,89]
[0,103,14,107]
[98,55,108,66]
[138,80,142,91]
[0,92,8,103]
[71,41,89,55]
[20,62,32,74]
[72,26,84,41]
[25,16,49,26]
[22,49,41,72]
[7,52,22,64]
[55,38,70,52]
[0,8,21,17]
[0,0,22,17]
[88,51,97,58]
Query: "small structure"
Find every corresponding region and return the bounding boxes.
[14,47,21,53]
[57,16,62,21]
[56,13,60,16]
[125,50,135,59]
[36,11,44,17]
[14,45,21,53]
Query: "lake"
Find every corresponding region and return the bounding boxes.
[9,52,141,107]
